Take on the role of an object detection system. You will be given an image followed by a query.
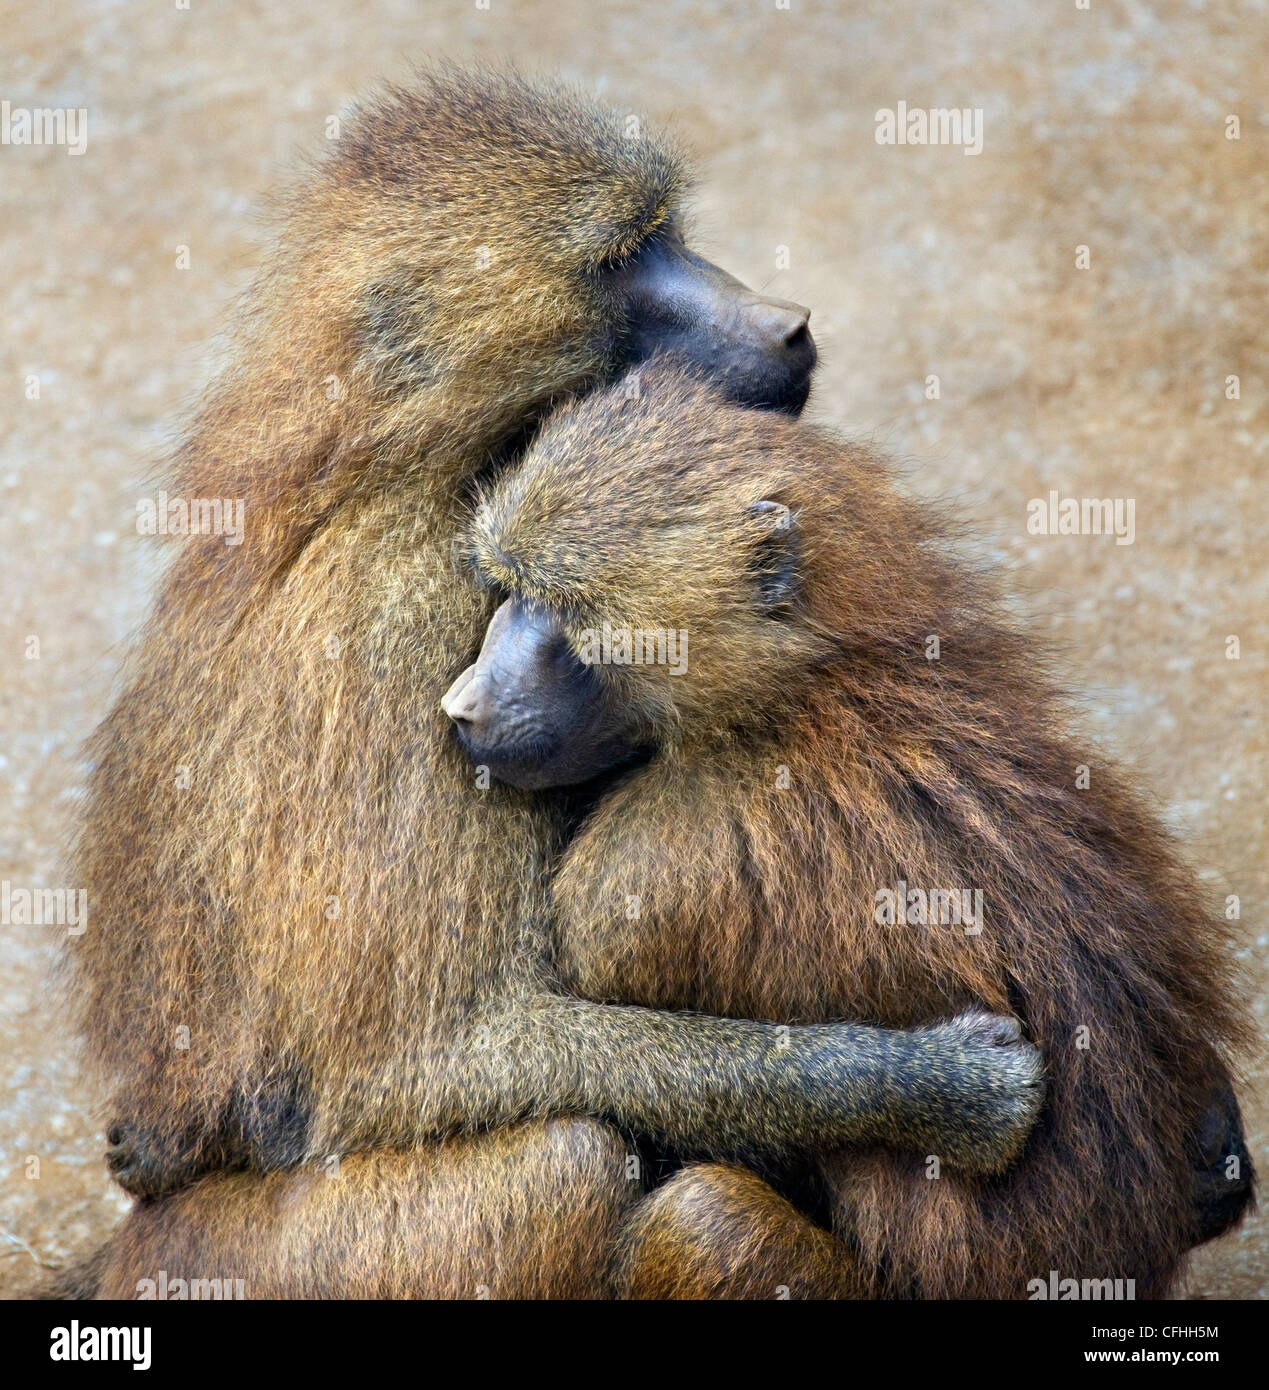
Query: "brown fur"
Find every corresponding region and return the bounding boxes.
[619,1164,861,1300]
[92,1119,634,1300]
[469,360,1255,1298]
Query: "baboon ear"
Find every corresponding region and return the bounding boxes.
[747,500,799,612]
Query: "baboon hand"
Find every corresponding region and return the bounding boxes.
[916,1009,1046,1177]
[105,1119,207,1199]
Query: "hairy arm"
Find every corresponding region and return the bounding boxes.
[447,994,1043,1177]
[109,989,1042,1197]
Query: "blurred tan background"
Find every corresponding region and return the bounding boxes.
[1,0,1264,1298]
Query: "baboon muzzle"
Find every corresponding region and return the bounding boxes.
[612,228,817,414]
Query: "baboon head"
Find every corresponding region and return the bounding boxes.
[292,67,815,454]
[441,360,912,789]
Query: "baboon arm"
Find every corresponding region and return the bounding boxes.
[444,995,1043,1177]
[106,995,1040,1194]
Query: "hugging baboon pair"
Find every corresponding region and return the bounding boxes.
[67,67,1250,1299]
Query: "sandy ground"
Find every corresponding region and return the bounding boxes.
[0,0,1265,1298]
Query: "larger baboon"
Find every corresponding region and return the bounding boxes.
[67,67,1042,1294]
[441,361,1254,1298]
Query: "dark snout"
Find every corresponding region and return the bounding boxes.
[441,655,567,792]
[615,230,817,414]
[442,598,638,791]
[440,600,562,789]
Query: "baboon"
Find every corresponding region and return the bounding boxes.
[66,68,1041,1296]
[442,360,1254,1298]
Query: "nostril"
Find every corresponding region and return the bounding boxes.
[752,298,812,353]
[442,695,478,726]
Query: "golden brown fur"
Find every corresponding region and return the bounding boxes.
[619,1163,862,1300]
[469,360,1254,1298]
[92,1119,634,1300]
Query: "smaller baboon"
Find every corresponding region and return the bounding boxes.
[444,360,1254,1298]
